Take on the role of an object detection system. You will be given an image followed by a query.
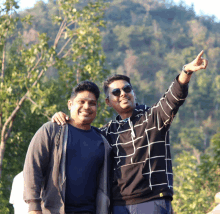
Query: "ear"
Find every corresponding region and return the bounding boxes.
[133,91,136,101]
[67,100,73,110]
[105,97,112,107]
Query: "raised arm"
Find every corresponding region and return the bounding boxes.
[149,50,208,129]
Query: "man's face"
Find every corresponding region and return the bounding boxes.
[68,91,97,127]
[106,80,136,116]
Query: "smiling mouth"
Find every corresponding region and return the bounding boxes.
[80,111,91,116]
[120,99,129,103]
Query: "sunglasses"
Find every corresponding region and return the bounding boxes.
[111,85,132,97]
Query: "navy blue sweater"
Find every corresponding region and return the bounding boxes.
[65,125,104,213]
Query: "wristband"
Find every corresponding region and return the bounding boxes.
[182,65,193,75]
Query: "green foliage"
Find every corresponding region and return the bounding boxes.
[172,149,220,214]
[209,132,220,164]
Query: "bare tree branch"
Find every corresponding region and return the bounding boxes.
[61,48,72,59]
[67,20,76,27]
[1,43,6,83]
[4,119,14,142]
[60,42,87,59]
[0,108,2,131]
[76,69,80,83]
[57,36,74,56]
[55,18,66,41]
[1,94,26,143]
[27,56,43,79]
[54,18,67,48]
[26,96,37,105]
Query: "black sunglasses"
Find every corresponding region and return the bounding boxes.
[111,85,132,97]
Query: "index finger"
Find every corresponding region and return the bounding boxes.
[196,50,204,59]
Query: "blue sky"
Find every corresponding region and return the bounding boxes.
[172,0,220,21]
[1,0,220,22]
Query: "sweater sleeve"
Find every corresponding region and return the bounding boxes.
[23,122,53,212]
[149,75,188,130]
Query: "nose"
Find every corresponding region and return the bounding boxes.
[83,102,90,109]
[120,89,127,97]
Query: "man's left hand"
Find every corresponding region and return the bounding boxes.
[184,50,208,72]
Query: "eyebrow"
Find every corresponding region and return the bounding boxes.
[78,98,97,102]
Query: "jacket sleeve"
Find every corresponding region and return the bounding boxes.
[96,134,112,214]
[23,123,53,212]
[149,75,188,130]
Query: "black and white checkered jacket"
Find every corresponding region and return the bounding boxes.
[100,76,188,206]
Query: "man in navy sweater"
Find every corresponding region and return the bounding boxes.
[24,81,111,214]
[52,51,208,214]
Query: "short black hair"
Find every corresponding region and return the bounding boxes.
[103,74,131,97]
[70,81,100,100]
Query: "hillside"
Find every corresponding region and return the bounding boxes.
[18,0,220,154]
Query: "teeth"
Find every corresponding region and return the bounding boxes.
[80,112,90,115]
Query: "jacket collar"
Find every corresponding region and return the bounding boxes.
[115,104,146,124]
